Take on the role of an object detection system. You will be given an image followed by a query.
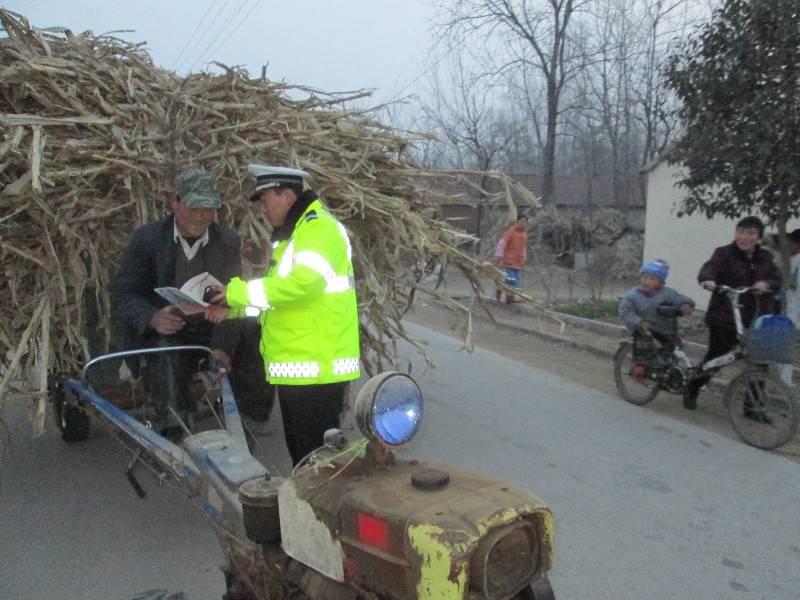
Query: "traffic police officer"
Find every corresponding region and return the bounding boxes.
[208,165,361,465]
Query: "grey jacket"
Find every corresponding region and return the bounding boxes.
[619,286,695,335]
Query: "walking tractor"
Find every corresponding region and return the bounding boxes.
[51,346,556,600]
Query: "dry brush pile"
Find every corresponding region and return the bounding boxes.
[0,10,492,432]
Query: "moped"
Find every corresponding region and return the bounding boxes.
[614,286,798,449]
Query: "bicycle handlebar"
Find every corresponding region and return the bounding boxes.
[715,284,755,296]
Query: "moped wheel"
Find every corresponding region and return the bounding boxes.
[726,369,798,450]
[613,343,659,406]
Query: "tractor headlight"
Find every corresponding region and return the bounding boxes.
[354,372,423,447]
[470,521,539,599]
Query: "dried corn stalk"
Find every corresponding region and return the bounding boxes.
[0,10,508,430]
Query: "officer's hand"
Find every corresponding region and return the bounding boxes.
[680,303,694,316]
[701,280,716,292]
[150,307,185,335]
[638,320,652,333]
[204,304,229,324]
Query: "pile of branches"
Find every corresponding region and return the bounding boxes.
[527,207,636,264]
[0,10,489,430]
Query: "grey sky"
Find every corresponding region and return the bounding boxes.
[3,1,434,102]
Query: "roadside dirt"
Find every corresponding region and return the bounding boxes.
[406,299,800,463]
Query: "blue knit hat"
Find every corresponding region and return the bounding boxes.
[640,259,669,282]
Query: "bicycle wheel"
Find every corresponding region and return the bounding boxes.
[726,368,798,449]
[613,342,660,406]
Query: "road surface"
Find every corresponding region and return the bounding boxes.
[1,321,798,599]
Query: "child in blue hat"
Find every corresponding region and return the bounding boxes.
[619,259,695,377]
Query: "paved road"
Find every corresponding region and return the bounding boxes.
[399,322,800,600]
[0,399,227,599]
[1,321,799,599]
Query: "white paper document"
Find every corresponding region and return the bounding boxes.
[154,271,222,315]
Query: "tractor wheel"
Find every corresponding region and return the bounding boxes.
[51,382,90,442]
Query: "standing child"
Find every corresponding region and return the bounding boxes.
[494,215,529,304]
[619,260,695,376]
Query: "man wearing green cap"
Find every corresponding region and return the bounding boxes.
[111,167,271,435]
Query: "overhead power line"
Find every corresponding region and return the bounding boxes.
[385,42,460,104]
[190,0,263,74]
[171,0,218,72]
[176,0,232,73]
[187,0,251,72]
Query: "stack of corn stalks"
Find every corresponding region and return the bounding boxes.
[0,9,516,433]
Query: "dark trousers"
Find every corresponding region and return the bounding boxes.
[224,320,274,422]
[687,323,739,396]
[632,329,674,362]
[277,382,347,465]
[147,318,272,424]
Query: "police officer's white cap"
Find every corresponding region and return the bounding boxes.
[248,164,310,200]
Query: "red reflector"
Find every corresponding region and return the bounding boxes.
[358,513,389,550]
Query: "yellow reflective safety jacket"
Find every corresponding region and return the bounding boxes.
[226,198,361,385]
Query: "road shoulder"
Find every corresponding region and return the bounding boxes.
[406,299,800,462]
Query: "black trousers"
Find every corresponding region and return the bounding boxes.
[686,323,739,396]
[224,320,274,422]
[632,329,675,361]
[147,318,273,424]
[277,382,347,466]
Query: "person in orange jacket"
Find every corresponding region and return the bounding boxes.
[494,214,529,303]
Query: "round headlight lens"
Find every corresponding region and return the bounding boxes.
[355,373,423,447]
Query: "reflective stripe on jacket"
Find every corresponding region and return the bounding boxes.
[226,199,361,385]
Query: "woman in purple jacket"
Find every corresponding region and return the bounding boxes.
[683,216,782,409]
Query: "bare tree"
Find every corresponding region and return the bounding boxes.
[385,0,716,188]
[565,0,643,211]
[634,0,695,165]
[556,0,704,206]
[433,0,590,205]
[420,51,522,171]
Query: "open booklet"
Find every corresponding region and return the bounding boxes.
[154,271,223,315]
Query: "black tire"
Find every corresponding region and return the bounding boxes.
[51,382,90,442]
[613,342,660,406]
[516,576,555,600]
[726,369,798,450]
[223,568,269,600]
[222,570,245,600]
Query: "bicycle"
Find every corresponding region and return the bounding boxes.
[614,285,799,449]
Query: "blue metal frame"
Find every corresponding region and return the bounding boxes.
[62,345,276,536]
[64,377,202,486]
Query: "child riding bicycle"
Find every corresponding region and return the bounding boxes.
[619,259,695,380]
